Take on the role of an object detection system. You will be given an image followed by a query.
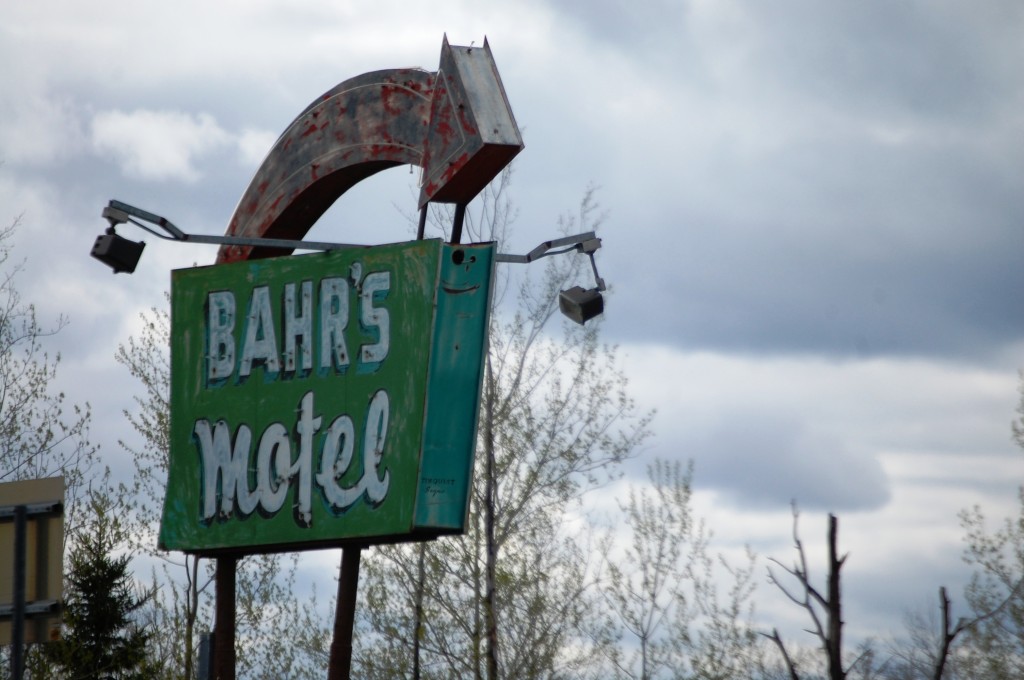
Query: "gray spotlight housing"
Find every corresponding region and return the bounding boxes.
[559,286,604,325]
[91,230,145,274]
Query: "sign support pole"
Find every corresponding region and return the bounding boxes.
[450,203,467,245]
[11,505,26,680]
[328,546,363,680]
[213,557,236,680]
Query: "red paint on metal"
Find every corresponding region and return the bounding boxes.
[457,108,478,136]
[440,152,471,184]
[216,67,434,263]
[217,38,522,263]
[435,119,456,142]
[380,85,403,117]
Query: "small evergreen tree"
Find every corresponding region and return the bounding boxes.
[46,496,155,680]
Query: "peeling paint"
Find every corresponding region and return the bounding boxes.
[217,37,522,264]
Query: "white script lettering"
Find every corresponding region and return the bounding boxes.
[193,390,391,525]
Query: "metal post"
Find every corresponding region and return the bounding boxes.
[11,505,26,680]
[328,546,362,680]
[451,203,467,245]
[416,205,428,241]
[213,557,236,680]
[198,632,214,680]
[413,543,426,680]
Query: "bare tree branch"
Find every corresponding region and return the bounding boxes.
[764,627,801,680]
[767,507,849,680]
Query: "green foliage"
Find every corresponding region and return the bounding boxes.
[233,553,331,679]
[596,460,763,680]
[942,373,1024,679]
[353,181,777,680]
[114,299,171,552]
[954,490,1024,679]
[0,215,97,678]
[114,302,206,680]
[45,496,156,680]
[0,217,97,532]
[356,182,655,680]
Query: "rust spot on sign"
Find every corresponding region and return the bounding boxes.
[217,37,522,263]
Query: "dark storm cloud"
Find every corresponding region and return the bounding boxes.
[561,1,1024,363]
[738,1,1024,123]
[602,122,1024,361]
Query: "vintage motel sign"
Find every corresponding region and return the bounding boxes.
[159,239,494,554]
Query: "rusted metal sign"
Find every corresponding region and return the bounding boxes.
[219,37,523,264]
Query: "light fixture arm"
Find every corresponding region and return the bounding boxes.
[495,232,606,292]
[103,200,364,252]
[102,200,605,285]
[97,200,608,323]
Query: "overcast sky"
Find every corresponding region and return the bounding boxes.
[3,0,1023,646]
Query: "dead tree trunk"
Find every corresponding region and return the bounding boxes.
[766,509,848,680]
[826,515,844,680]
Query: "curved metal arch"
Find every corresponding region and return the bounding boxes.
[218,69,435,263]
[218,37,523,264]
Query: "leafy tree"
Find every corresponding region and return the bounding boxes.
[953,489,1024,679]
[114,302,205,679]
[45,495,156,679]
[354,180,652,679]
[115,301,211,679]
[595,459,764,680]
[920,372,1024,680]
[0,213,99,678]
[0,216,97,529]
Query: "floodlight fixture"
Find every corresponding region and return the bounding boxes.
[493,231,607,325]
[90,228,146,274]
[559,286,604,325]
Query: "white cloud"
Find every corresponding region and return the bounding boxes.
[615,342,1023,641]
[236,128,278,167]
[621,344,1022,508]
[91,109,231,183]
[0,93,84,165]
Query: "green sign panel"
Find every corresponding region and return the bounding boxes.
[159,239,493,554]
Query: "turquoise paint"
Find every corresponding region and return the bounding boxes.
[415,243,495,530]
